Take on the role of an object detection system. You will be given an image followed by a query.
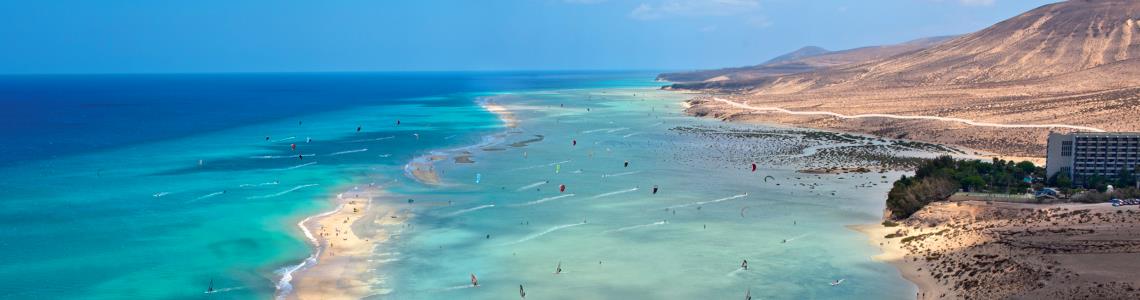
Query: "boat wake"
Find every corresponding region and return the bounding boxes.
[589,187,639,200]
[251,154,317,159]
[442,285,477,291]
[516,181,548,191]
[784,233,811,243]
[513,194,575,207]
[239,181,279,188]
[205,286,246,294]
[272,136,296,142]
[346,136,395,143]
[582,127,618,134]
[275,162,317,171]
[329,148,368,156]
[248,184,319,200]
[443,204,495,217]
[602,171,641,178]
[192,191,225,201]
[622,132,642,138]
[664,193,748,210]
[601,220,665,234]
[511,160,571,171]
[507,222,585,245]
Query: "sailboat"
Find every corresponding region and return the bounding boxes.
[745,288,752,300]
[519,284,527,299]
[741,259,749,270]
[205,279,214,294]
[471,273,479,287]
[554,261,562,274]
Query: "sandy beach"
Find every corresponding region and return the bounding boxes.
[857,201,1140,299]
[288,189,407,300]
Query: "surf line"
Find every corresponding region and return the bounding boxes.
[274,200,345,299]
[505,222,586,245]
[710,97,1107,132]
[664,193,749,210]
[601,220,666,234]
[443,204,496,217]
[513,194,576,207]
[248,184,319,200]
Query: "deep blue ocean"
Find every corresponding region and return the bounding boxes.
[0,71,663,299]
[0,72,915,299]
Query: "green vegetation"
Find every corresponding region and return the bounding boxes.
[886,155,1045,219]
[881,220,899,227]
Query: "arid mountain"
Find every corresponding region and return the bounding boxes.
[656,36,954,86]
[763,46,830,64]
[670,0,1140,157]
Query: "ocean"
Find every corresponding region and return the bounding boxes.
[0,72,915,299]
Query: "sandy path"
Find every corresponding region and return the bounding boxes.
[711,97,1105,132]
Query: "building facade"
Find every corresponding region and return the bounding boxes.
[1046,132,1140,184]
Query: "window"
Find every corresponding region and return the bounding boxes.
[1061,141,1073,156]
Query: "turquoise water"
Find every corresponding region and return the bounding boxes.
[377,88,917,299]
[0,72,658,299]
[0,73,916,299]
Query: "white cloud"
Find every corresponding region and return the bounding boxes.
[629,0,761,20]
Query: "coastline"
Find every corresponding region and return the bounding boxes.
[850,223,953,300]
[286,95,521,299]
[855,201,1140,299]
[281,186,405,300]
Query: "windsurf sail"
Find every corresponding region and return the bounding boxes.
[471,273,478,287]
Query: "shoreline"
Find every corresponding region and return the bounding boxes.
[855,201,1140,299]
[849,223,952,300]
[283,186,406,300]
[402,96,519,186]
[286,94,521,299]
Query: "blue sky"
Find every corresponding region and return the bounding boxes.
[0,0,1056,74]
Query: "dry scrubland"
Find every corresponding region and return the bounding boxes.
[868,201,1140,299]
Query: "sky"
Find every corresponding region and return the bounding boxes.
[0,0,1057,74]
